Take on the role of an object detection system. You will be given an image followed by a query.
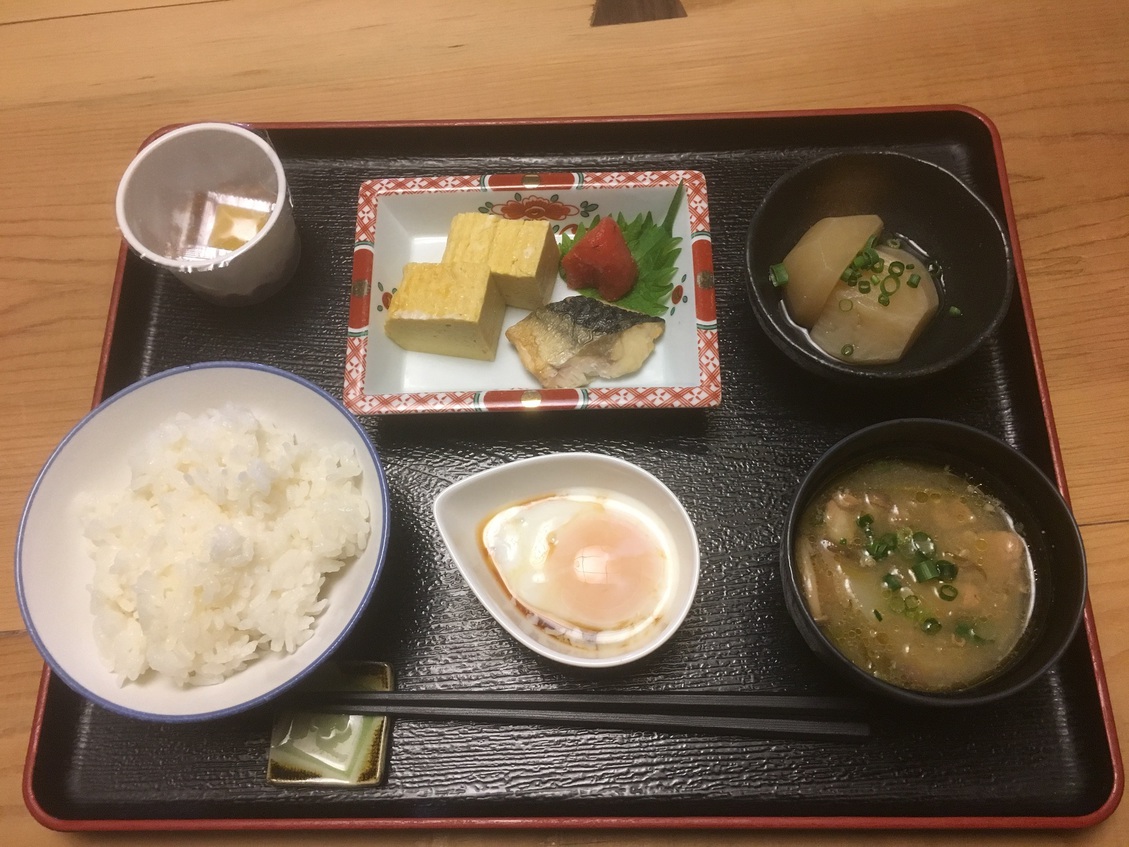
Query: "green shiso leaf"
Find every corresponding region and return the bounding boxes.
[559,183,685,317]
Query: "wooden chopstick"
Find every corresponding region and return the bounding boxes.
[290,689,865,715]
[282,690,870,741]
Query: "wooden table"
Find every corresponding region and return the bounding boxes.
[3,1,1127,843]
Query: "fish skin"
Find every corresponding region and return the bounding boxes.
[531,296,663,341]
[506,296,665,389]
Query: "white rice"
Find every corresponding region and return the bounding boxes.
[79,404,371,687]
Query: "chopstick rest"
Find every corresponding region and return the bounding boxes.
[268,662,395,786]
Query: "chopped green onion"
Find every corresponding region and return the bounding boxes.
[912,559,941,582]
[878,294,890,307]
[871,258,885,273]
[858,280,871,294]
[769,263,789,287]
[906,273,921,288]
[852,254,868,269]
[882,573,902,590]
[937,560,958,580]
[867,532,898,560]
[922,617,942,634]
[939,584,959,601]
[841,344,854,357]
[840,268,853,282]
[948,306,963,317]
[838,298,853,312]
[906,263,915,269]
[880,276,900,296]
[857,513,874,529]
[886,238,902,249]
[866,235,878,249]
[904,594,922,610]
[888,261,905,276]
[874,609,883,622]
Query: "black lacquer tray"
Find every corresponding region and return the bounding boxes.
[24,109,1122,831]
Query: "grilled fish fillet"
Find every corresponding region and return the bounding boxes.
[506,296,665,389]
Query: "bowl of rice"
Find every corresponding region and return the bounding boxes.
[16,362,390,722]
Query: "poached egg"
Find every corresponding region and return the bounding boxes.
[479,489,675,649]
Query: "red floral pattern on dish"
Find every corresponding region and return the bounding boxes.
[490,196,579,221]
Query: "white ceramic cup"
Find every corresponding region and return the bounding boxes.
[115,122,301,305]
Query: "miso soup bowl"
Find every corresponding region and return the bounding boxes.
[781,419,1086,707]
[746,152,1015,383]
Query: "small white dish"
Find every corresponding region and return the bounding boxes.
[16,362,390,722]
[433,452,699,668]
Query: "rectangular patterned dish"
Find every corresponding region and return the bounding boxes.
[344,170,720,413]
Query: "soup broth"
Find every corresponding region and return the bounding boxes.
[795,459,1034,693]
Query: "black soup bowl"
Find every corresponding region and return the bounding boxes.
[781,419,1086,707]
[746,152,1015,382]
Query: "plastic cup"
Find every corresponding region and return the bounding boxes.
[115,122,301,306]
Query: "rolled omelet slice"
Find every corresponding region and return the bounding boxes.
[487,219,559,310]
[442,213,559,311]
[442,213,499,266]
[384,261,505,361]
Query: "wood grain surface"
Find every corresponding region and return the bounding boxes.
[2,0,1127,843]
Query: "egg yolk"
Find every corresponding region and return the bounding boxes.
[541,505,667,631]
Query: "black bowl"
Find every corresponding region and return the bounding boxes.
[746,152,1015,382]
[781,419,1086,707]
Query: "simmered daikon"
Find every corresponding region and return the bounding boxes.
[810,246,939,364]
[778,215,883,328]
[772,215,941,365]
